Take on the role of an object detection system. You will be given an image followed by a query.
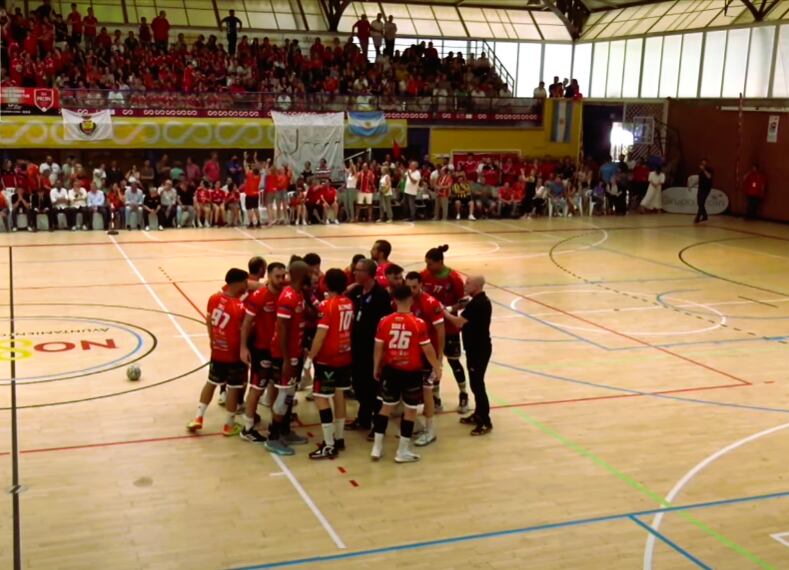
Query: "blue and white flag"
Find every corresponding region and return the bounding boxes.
[550,100,573,144]
[347,111,388,138]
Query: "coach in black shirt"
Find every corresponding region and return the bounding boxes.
[448,275,493,435]
[347,259,393,430]
[695,159,714,224]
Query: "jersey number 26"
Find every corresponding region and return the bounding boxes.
[388,329,412,349]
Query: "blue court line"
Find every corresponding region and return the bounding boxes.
[229,491,789,570]
[497,274,708,289]
[491,360,789,415]
[491,299,611,350]
[657,292,789,322]
[629,516,712,569]
[493,336,577,343]
[595,245,698,274]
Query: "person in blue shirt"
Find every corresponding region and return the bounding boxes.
[599,156,619,188]
[225,156,244,187]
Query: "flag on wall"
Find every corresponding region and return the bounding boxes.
[62,109,114,141]
[550,100,573,144]
[271,112,345,181]
[347,111,388,138]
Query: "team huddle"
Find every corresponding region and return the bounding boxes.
[186,240,493,463]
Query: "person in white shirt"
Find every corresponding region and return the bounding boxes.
[40,156,61,184]
[383,15,397,57]
[158,180,178,227]
[640,166,665,213]
[86,182,108,230]
[533,81,547,99]
[377,166,393,223]
[50,180,70,229]
[92,163,107,191]
[371,13,384,57]
[124,182,145,229]
[403,161,421,221]
[343,162,358,222]
[67,181,89,230]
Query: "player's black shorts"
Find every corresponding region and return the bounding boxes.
[421,367,438,388]
[379,366,423,409]
[245,195,260,210]
[249,347,272,390]
[445,334,462,359]
[313,363,352,397]
[271,357,304,389]
[208,360,247,387]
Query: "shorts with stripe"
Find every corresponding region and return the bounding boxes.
[208,360,247,387]
[379,366,423,409]
[313,363,352,397]
[271,357,304,390]
[249,347,272,390]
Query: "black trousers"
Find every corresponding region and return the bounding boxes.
[746,196,761,219]
[696,187,711,221]
[87,206,109,229]
[227,33,237,56]
[145,208,167,228]
[65,206,89,228]
[32,208,57,230]
[467,345,492,425]
[352,354,376,428]
[384,39,394,57]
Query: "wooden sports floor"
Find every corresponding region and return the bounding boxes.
[1,214,789,570]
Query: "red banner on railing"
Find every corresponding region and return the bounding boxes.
[0,87,61,115]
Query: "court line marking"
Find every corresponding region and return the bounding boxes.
[738,296,778,308]
[296,228,339,249]
[630,516,712,569]
[643,421,789,570]
[500,403,773,569]
[110,236,206,363]
[166,276,346,550]
[227,491,789,569]
[2,223,699,249]
[770,532,789,548]
[234,227,275,251]
[491,360,789,415]
[454,222,515,243]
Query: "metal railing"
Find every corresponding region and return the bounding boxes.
[59,89,542,115]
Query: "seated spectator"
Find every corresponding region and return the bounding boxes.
[30,186,56,231]
[211,180,227,227]
[321,180,339,225]
[548,175,567,216]
[86,182,108,229]
[143,185,165,231]
[0,192,9,232]
[106,183,125,229]
[195,180,213,228]
[158,180,178,227]
[124,180,145,230]
[176,180,196,228]
[452,173,475,221]
[292,184,307,226]
[67,180,89,230]
[496,182,516,219]
[224,181,241,226]
[305,178,325,224]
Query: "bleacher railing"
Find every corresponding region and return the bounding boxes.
[58,89,543,123]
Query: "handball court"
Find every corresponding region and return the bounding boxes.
[1,214,789,570]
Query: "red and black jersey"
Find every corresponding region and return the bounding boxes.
[375,312,431,372]
[315,295,354,367]
[244,286,279,350]
[420,268,464,335]
[207,291,246,363]
[271,286,305,360]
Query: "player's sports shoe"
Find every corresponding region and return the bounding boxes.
[394,450,421,463]
[218,390,227,406]
[308,442,337,460]
[468,214,477,221]
[433,396,443,412]
[334,438,345,451]
[457,392,470,414]
[414,432,437,447]
[470,424,493,436]
[459,414,479,425]
[240,428,267,443]
[186,417,203,433]
[264,439,295,456]
[222,424,242,437]
[281,431,308,446]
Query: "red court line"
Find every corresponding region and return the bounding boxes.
[0,381,749,458]
[487,280,752,386]
[5,224,695,249]
[172,281,205,317]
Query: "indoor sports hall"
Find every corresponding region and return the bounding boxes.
[2,0,789,568]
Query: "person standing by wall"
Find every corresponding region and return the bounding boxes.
[403,161,421,222]
[221,10,243,57]
[695,158,714,224]
[445,275,493,435]
[743,163,766,220]
[383,15,397,58]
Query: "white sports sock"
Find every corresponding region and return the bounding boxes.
[321,423,335,446]
[425,417,434,434]
[243,414,255,430]
[397,436,411,455]
[334,419,345,440]
[196,403,208,418]
[374,432,384,447]
[225,412,234,427]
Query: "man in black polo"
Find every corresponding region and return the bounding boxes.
[695,158,714,224]
[446,275,493,435]
[347,258,392,433]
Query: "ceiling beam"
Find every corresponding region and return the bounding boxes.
[540,0,589,39]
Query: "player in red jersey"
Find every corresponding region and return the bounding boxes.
[384,263,404,296]
[371,285,442,463]
[421,244,469,413]
[306,269,354,459]
[405,271,445,447]
[264,260,311,455]
[371,239,393,287]
[187,268,249,436]
[238,262,286,443]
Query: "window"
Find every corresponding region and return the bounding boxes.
[516,43,542,97]
[544,43,573,86]
[773,25,789,96]
[722,28,750,97]
[641,36,662,97]
[677,33,702,98]
[622,39,643,97]
[590,42,609,97]
[659,34,681,97]
[572,43,593,97]
[746,26,775,97]
[606,40,625,97]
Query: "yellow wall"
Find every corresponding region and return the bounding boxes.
[0,116,407,149]
[429,101,581,160]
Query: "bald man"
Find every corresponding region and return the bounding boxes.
[445,275,493,435]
